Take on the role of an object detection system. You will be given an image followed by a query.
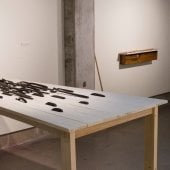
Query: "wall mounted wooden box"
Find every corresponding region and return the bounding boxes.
[119,49,158,65]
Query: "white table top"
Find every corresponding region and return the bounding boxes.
[0,80,167,132]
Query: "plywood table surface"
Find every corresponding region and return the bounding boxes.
[0,80,167,170]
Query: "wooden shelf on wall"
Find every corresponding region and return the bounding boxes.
[119,49,158,65]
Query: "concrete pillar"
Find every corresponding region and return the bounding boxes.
[64,0,95,89]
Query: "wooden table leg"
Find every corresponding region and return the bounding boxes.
[144,106,158,170]
[60,132,76,170]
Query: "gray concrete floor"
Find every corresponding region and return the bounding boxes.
[0,93,170,170]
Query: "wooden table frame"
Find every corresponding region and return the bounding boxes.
[63,107,158,170]
[0,106,158,170]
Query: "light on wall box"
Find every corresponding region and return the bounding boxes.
[119,49,158,65]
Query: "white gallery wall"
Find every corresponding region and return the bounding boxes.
[0,0,63,134]
[95,0,170,96]
[0,0,170,135]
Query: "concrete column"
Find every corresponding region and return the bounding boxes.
[64,0,95,89]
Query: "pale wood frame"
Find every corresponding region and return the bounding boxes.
[60,132,76,170]
[144,107,158,170]
[0,106,158,170]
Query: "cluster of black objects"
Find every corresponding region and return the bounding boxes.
[0,79,90,100]
[46,102,63,112]
[0,79,106,112]
[0,79,48,102]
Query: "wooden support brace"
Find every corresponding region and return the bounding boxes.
[60,132,76,170]
[144,107,158,170]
